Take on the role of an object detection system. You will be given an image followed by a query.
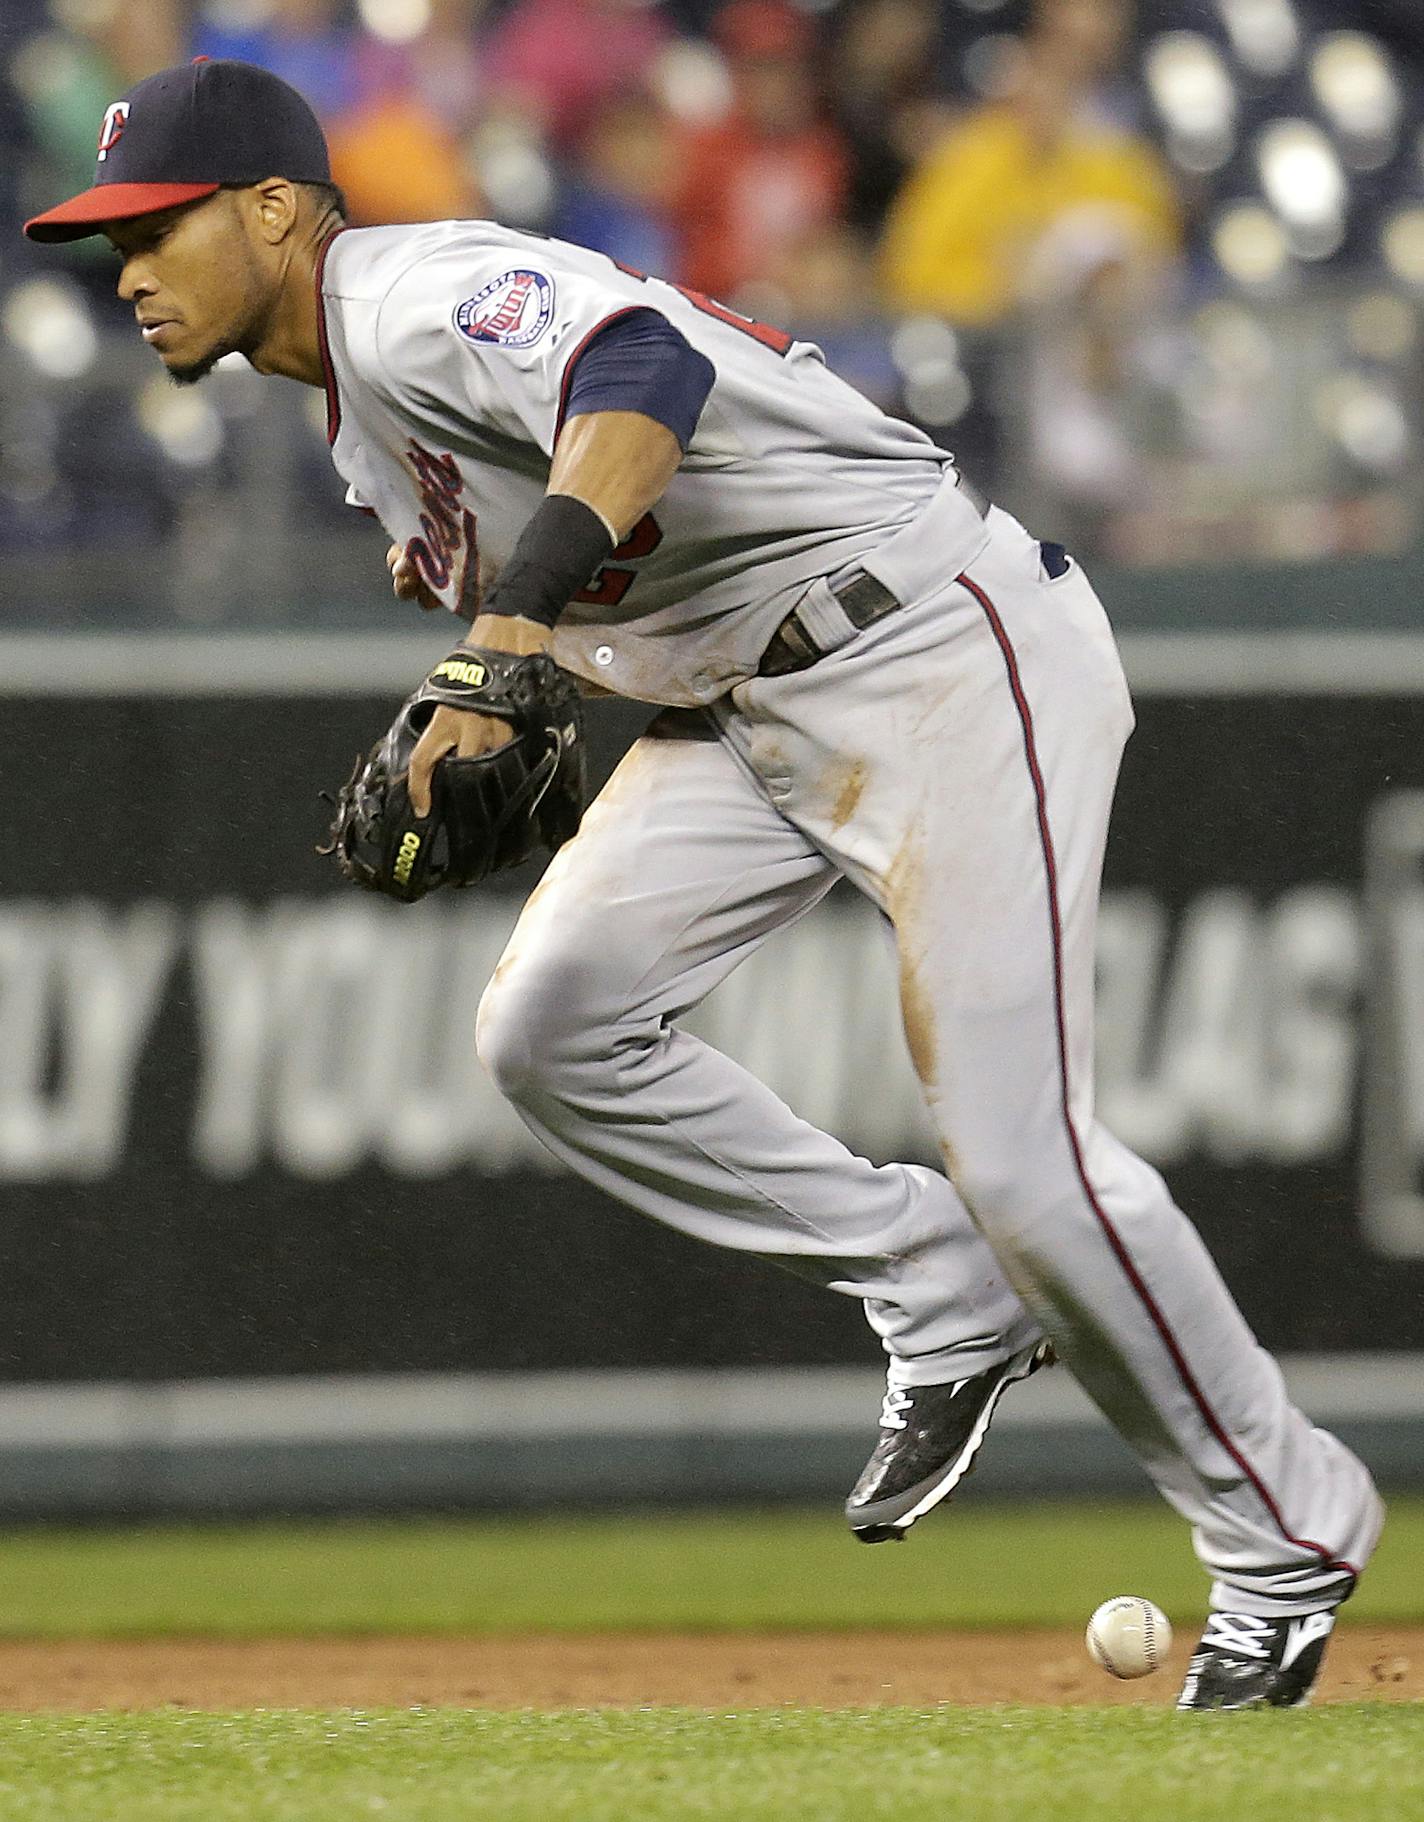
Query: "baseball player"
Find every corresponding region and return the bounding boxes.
[28,58,1383,1710]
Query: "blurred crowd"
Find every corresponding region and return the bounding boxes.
[2,0,1424,591]
[2,0,1188,341]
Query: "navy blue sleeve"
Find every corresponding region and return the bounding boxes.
[561,308,716,450]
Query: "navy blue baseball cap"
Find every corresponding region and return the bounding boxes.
[24,58,331,244]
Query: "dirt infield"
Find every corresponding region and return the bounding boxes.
[0,1628,1418,1711]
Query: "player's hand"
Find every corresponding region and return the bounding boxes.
[387,543,443,613]
[406,616,554,817]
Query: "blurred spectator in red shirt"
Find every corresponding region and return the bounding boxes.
[673,0,849,303]
[484,0,669,147]
[555,88,679,276]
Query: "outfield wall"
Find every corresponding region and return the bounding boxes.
[0,1353,1419,1521]
[2,616,1423,1513]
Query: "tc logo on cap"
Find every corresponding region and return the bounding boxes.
[97,101,130,163]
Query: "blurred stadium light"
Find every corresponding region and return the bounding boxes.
[1255,118,1348,262]
[1309,31,1402,173]
[468,114,557,230]
[1382,205,1424,290]
[1345,291,1417,364]
[358,0,433,43]
[1210,201,1290,289]
[1144,31,1236,176]
[889,315,972,428]
[136,372,225,469]
[1314,370,1410,476]
[1215,0,1300,80]
[3,274,97,379]
[652,40,734,126]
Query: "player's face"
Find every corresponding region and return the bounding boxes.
[106,194,270,386]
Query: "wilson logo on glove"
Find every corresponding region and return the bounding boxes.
[392,830,423,887]
[318,647,587,901]
[431,657,488,689]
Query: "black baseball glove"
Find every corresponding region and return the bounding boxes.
[319,647,585,902]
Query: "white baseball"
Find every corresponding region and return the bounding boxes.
[1085,1596,1172,1679]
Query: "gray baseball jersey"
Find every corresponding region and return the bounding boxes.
[316,219,985,704]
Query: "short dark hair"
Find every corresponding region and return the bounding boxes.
[219,179,347,220]
[301,180,347,221]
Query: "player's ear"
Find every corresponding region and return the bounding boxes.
[248,178,300,247]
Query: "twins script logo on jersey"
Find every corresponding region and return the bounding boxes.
[97,101,130,164]
[403,440,479,607]
[454,270,555,350]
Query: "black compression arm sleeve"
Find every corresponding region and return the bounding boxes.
[478,493,616,629]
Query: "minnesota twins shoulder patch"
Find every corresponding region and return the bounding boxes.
[454,270,556,350]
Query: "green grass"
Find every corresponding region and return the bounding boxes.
[1,1707,1421,1822]
[1,1506,1418,1818]
[0,1498,1421,1638]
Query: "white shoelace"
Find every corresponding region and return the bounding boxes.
[1201,1611,1275,1660]
[879,1387,915,1431]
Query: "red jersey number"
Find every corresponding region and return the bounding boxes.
[610,259,792,357]
[571,258,786,613]
[573,511,664,608]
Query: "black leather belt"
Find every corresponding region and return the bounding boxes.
[758,471,991,679]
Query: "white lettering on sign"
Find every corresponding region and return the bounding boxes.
[0,883,1383,1201]
[190,898,547,1181]
[1096,887,1358,1168]
[190,899,289,1178]
[1263,887,1359,1163]
[1360,790,1424,1256]
[0,903,175,1178]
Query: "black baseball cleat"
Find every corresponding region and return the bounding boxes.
[1177,1607,1341,1710]
[846,1340,1054,1543]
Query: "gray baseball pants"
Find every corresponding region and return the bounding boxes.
[476,501,1383,1616]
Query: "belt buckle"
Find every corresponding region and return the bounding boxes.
[832,569,897,628]
[759,565,904,679]
[759,613,818,677]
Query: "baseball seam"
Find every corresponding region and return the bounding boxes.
[1093,1626,1125,1678]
